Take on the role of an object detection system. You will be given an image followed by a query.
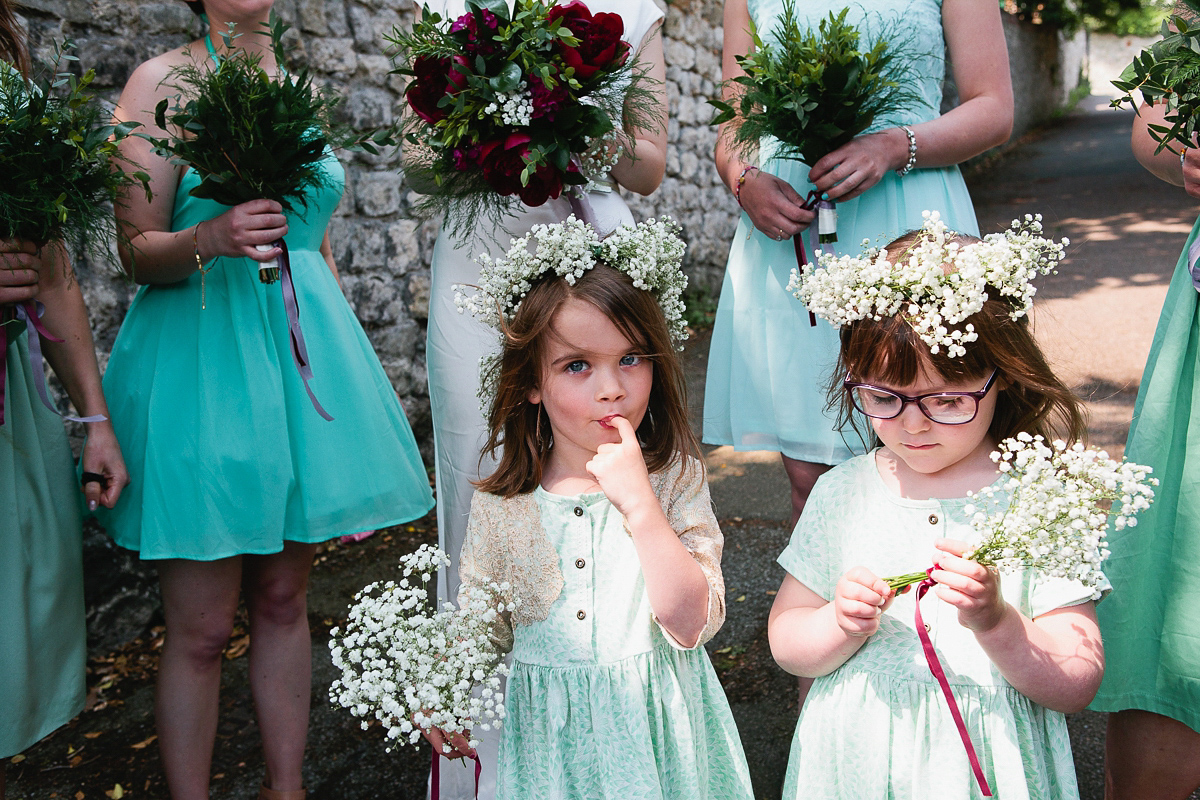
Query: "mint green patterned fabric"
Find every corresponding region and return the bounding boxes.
[777,452,1097,799]
[494,487,754,800]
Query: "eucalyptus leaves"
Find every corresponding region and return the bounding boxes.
[710,3,923,170]
[0,43,147,262]
[1112,0,1200,153]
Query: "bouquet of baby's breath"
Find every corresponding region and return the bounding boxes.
[0,42,147,263]
[710,3,923,172]
[143,13,392,280]
[388,0,660,236]
[1112,0,1200,153]
[886,434,1157,598]
[329,545,515,753]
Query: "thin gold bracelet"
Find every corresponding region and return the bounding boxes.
[194,221,212,310]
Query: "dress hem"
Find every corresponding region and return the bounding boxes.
[1,692,85,759]
[1088,692,1200,734]
[104,503,434,562]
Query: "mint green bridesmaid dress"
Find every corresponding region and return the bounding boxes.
[1,324,86,756]
[96,157,434,560]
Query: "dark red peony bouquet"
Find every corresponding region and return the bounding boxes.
[389,0,658,235]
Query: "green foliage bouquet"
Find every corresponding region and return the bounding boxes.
[1112,0,1200,153]
[0,43,146,265]
[144,13,392,282]
[710,3,923,172]
[388,0,660,236]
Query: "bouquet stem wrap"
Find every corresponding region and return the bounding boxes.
[0,301,106,426]
[791,189,833,326]
[913,568,993,797]
[255,243,282,284]
[275,240,333,421]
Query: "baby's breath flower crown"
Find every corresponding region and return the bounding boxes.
[455,215,689,399]
[788,210,1068,358]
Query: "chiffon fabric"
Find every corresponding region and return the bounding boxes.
[97,156,433,559]
[1089,217,1200,732]
[424,1,663,794]
[778,453,1097,798]
[0,325,86,757]
[703,0,980,464]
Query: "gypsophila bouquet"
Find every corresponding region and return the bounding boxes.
[389,0,659,236]
[710,3,923,172]
[329,545,515,752]
[789,210,1068,357]
[455,214,688,399]
[0,42,147,263]
[1112,0,1200,154]
[885,434,1156,598]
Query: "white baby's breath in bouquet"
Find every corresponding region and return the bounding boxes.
[329,544,515,752]
[886,434,1157,598]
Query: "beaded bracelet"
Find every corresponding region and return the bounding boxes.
[734,164,759,207]
[896,126,917,177]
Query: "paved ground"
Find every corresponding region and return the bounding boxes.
[9,97,1199,800]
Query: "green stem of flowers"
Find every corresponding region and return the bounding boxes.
[884,571,930,590]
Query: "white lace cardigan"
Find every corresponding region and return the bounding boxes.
[457,456,727,651]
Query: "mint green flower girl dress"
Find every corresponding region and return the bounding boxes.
[703,0,980,464]
[97,156,433,559]
[458,459,754,799]
[778,454,1097,799]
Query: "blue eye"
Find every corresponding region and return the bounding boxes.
[565,360,588,373]
[620,354,643,367]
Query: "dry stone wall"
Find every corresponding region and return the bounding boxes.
[14,0,1077,455]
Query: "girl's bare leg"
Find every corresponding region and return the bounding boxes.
[1105,709,1200,800]
[155,557,243,800]
[781,456,833,530]
[243,542,319,793]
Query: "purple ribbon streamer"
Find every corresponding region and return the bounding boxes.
[914,569,994,797]
[1188,235,1200,292]
[430,749,481,800]
[275,239,334,421]
[0,301,106,426]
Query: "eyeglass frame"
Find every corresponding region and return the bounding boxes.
[842,369,1000,425]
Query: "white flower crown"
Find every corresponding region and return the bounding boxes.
[455,215,690,399]
[788,211,1068,358]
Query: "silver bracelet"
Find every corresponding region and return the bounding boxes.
[896,125,917,177]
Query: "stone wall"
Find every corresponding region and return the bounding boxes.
[15,0,1082,458]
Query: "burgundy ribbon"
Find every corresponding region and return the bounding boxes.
[914,568,993,797]
[0,301,106,426]
[275,239,334,421]
[791,190,831,327]
[430,749,481,800]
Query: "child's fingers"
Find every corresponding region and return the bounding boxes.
[609,415,637,443]
[934,538,973,557]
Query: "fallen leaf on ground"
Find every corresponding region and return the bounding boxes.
[130,735,157,750]
[105,784,124,799]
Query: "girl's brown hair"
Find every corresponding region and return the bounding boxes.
[0,0,30,77]
[476,263,700,497]
[832,229,1086,448]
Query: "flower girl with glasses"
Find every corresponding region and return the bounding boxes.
[425,216,754,799]
[769,213,1105,798]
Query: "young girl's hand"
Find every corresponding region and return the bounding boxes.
[930,538,1007,633]
[833,567,895,638]
[585,415,658,518]
[421,726,476,760]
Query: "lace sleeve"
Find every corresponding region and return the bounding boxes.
[458,492,515,654]
[654,457,726,649]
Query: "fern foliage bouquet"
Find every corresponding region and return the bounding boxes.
[143,13,392,283]
[389,0,659,235]
[0,43,146,264]
[329,545,515,753]
[885,434,1157,598]
[710,3,922,244]
[1112,0,1200,153]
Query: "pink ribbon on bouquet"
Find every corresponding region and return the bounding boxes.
[274,239,334,421]
[0,301,106,426]
[430,749,481,800]
[914,568,993,797]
